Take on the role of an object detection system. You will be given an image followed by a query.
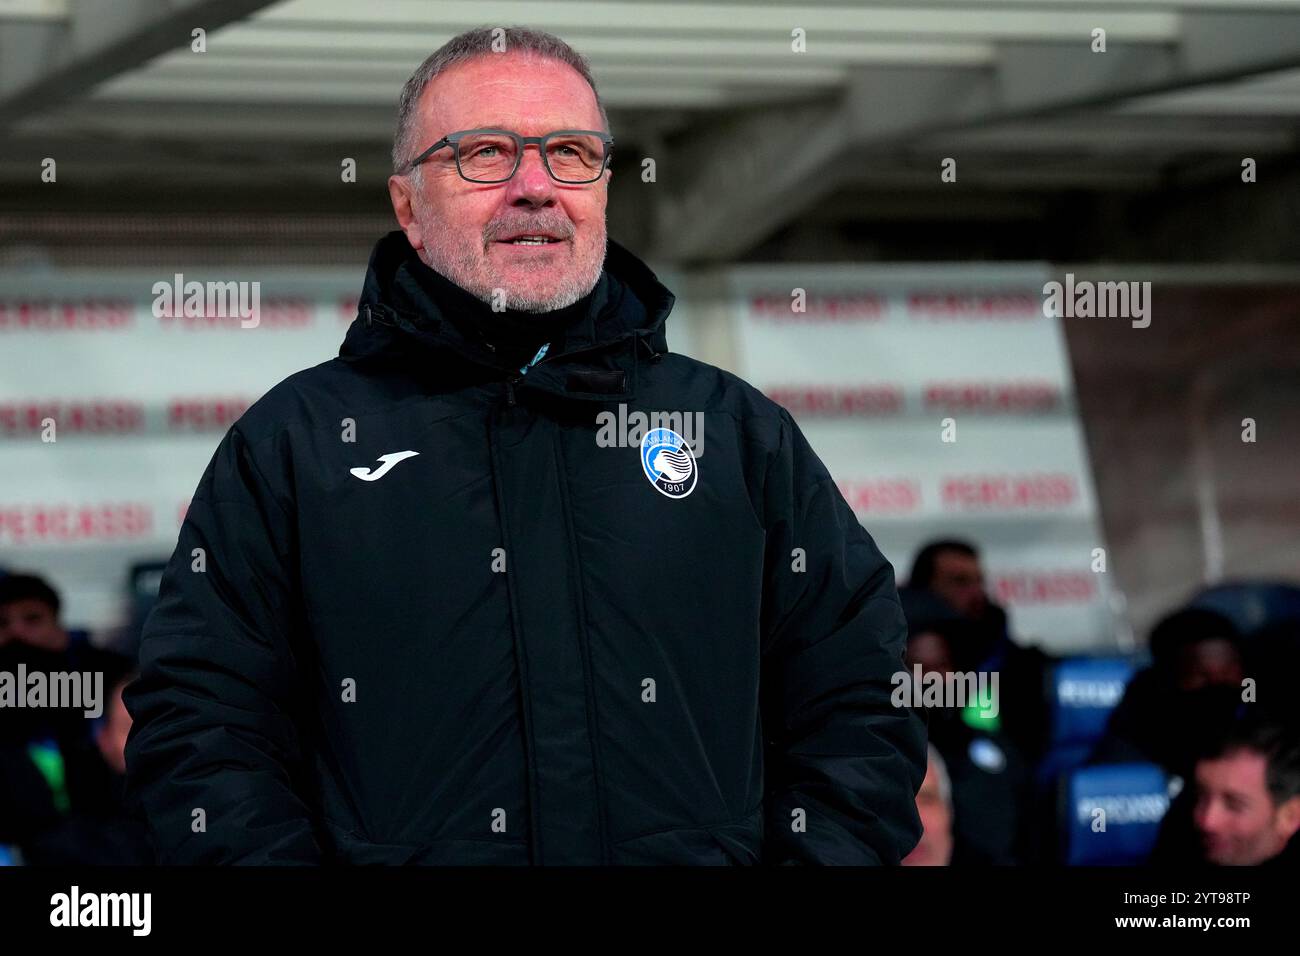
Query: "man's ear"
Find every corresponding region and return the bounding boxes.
[388,174,424,250]
[1276,795,1300,840]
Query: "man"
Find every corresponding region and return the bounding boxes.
[0,573,81,851]
[0,572,75,654]
[1090,608,1247,779]
[0,573,135,861]
[901,745,954,866]
[899,590,1032,865]
[908,540,986,621]
[1152,718,1300,867]
[907,539,1049,760]
[123,27,926,865]
[22,673,153,865]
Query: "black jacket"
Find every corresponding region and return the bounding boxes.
[122,230,925,865]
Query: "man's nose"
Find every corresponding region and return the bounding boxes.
[1195,800,1225,834]
[505,145,556,205]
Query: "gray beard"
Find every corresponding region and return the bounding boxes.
[416,234,604,313]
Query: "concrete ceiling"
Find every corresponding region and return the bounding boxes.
[2,0,1299,264]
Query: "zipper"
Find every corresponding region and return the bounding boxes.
[522,342,550,372]
[486,409,543,863]
[552,434,612,863]
[503,342,548,407]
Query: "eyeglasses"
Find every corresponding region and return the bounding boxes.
[408,128,614,184]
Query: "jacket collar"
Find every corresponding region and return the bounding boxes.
[341,230,675,403]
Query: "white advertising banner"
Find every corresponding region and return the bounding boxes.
[727,264,1117,652]
[0,269,366,631]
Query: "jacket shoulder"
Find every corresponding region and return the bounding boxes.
[654,352,790,443]
[224,357,370,448]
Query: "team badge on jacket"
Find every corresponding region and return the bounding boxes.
[640,427,697,499]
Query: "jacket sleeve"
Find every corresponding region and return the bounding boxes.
[758,409,926,864]
[122,424,323,864]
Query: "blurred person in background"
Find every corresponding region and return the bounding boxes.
[1089,607,1248,780]
[907,540,1051,760]
[1151,717,1300,867]
[909,540,987,621]
[902,744,954,866]
[0,573,136,863]
[900,588,1033,864]
[20,672,152,865]
[1239,616,1300,729]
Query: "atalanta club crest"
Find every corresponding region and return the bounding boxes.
[640,427,697,499]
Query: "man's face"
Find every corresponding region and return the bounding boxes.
[1193,750,1300,865]
[929,551,986,619]
[907,630,956,678]
[96,682,132,776]
[1175,638,1244,692]
[902,752,953,866]
[387,52,611,312]
[0,598,67,652]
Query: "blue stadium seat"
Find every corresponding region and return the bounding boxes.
[1050,656,1135,743]
[1061,762,1172,865]
[1190,581,1300,635]
[1037,655,1136,787]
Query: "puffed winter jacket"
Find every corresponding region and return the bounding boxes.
[122,229,926,865]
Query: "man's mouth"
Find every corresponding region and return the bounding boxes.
[497,235,565,245]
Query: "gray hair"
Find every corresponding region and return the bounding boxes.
[392,25,611,179]
[927,743,952,807]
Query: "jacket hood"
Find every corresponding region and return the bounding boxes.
[340,230,676,403]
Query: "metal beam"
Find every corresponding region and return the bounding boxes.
[0,0,275,128]
[0,0,65,20]
[86,75,764,109]
[650,98,854,264]
[213,25,1001,68]
[1181,9,1300,74]
[131,52,851,89]
[255,1,1183,41]
[918,114,1299,152]
[13,99,396,139]
[654,9,1300,261]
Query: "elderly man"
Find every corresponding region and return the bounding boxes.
[123,26,925,866]
[901,746,955,866]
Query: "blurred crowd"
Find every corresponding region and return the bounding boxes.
[0,573,149,864]
[1,544,1297,866]
[899,540,1300,867]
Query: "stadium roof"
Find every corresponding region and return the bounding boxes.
[2,0,1299,263]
